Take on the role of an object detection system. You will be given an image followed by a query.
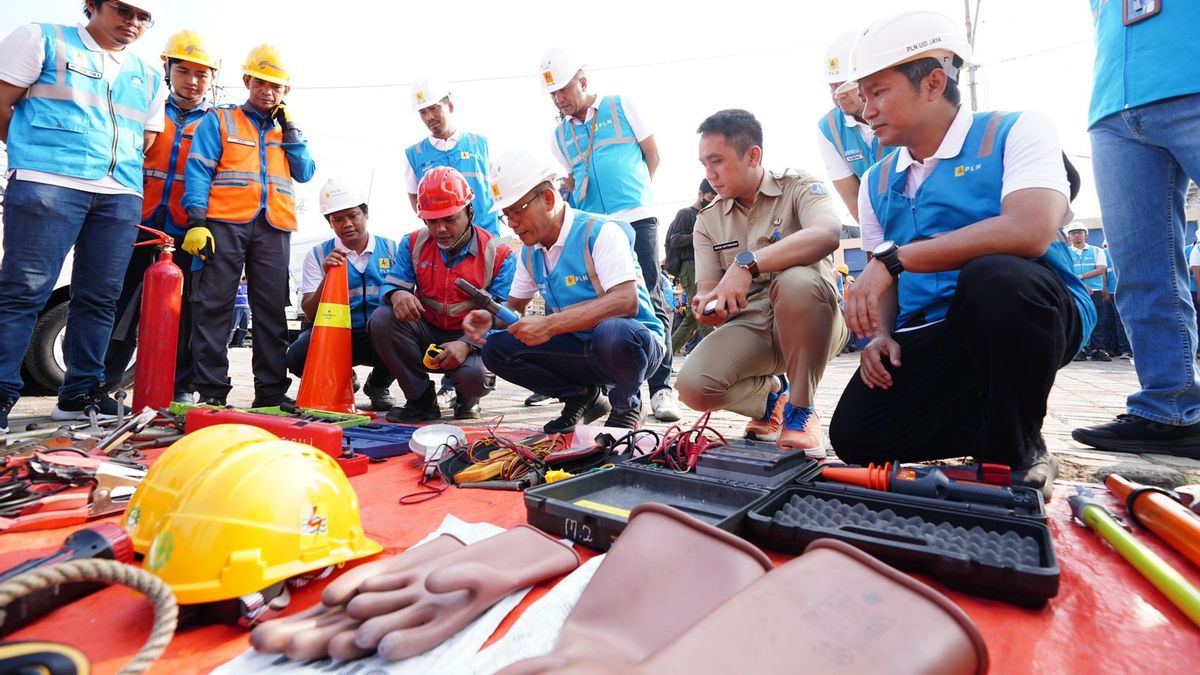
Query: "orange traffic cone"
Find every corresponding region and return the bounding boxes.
[295,262,357,413]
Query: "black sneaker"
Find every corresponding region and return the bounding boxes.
[363,383,396,412]
[1091,350,1112,362]
[1072,414,1200,457]
[1010,446,1060,502]
[603,402,644,430]
[199,395,227,406]
[544,387,611,434]
[51,389,130,421]
[525,393,555,406]
[453,396,482,420]
[1073,352,1087,362]
[386,384,441,423]
[0,397,12,434]
[252,393,295,408]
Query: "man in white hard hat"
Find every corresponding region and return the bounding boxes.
[285,178,398,412]
[829,11,1095,500]
[817,30,886,221]
[401,76,500,237]
[462,148,665,433]
[539,47,680,423]
[0,0,167,431]
[676,109,847,457]
[1065,222,1110,362]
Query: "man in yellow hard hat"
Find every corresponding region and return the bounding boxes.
[0,0,166,431]
[182,43,315,407]
[105,29,219,403]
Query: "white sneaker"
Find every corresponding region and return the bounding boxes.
[651,389,682,422]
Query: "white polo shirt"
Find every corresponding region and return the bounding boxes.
[301,234,378,294]
[509,206,639,300]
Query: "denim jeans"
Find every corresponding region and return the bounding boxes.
[1091,93,1200,425]
[481,317,664,411]
[629,217,672,393]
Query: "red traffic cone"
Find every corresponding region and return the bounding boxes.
[295,262,357,413]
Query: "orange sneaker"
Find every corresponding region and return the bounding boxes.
[744,377,789,442]
[777,404,827,458]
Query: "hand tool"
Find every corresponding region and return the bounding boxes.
[92,407,158,456]
[1106,473,1200,568]
[455,278,521,325]
[820,462,1040,510]
[423,343,445,370]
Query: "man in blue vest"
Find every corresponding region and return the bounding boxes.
[818,30,884,221]
[402,76,500,237]
[463,148,665,433]
[1073,2,1200,457]
[0,0,166,432]
[828,11,1095,500]
[1066,222,1111,361]
[539,48,680,424]
[286,178,397,412]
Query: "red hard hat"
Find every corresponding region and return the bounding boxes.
[417,167,474,220]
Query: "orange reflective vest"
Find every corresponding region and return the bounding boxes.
[142,103,208,232]
[206,106,297,231]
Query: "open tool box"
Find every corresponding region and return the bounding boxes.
[745,483,1059,607]
[342,423,417,460]
[805,474,1048,520]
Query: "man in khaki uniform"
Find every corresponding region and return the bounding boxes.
[676,109,847,457]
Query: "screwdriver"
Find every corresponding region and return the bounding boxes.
[821,462,1041,510]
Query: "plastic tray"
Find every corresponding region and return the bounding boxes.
[342,423,418,459]
[524,465,768,551]
[746,484,1059,607]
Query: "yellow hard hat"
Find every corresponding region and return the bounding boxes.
[836,263,850,275]
[122,424,280,554]
[144,440,381,604]
[161,30,221,70]
[242,43,290,85]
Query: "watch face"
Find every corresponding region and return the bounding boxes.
[735,251,753,266]
[872,241,894,257]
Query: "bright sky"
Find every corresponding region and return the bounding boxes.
[1,0,1100,247]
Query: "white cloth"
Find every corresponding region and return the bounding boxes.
[817,113,877,181]
[0,23,167,196]
[549,93,654,223]
[1190,244,1200,268]
[401,130,463,193]
[300,234,378,294]
[859,106,1069,251]
[509,206,640,300]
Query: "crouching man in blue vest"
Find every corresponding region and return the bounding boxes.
[827,11,1095,501]
[462,149,666,433]
[285,178,398,411]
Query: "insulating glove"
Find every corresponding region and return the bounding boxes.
[182,226,216,261]
[272,102,296,131]
[250,534,465,661]
[498,504,773,674]
[347,525,580,661]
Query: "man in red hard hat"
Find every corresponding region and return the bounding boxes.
[370,167,515,421]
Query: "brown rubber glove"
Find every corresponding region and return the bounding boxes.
[249,534,465,660]
[347,525,580,661]
[499,504,774,674]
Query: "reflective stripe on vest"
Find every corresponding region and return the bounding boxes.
[315,236,398,329]
[142,103,209,233]
[1070,245,1105,292]
[404,133,499,236]
[554,96,652,214]
[409,227,509,331]
[818,108,884,180]
[206,107,297,231]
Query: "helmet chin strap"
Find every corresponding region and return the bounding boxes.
[437,222,472,251]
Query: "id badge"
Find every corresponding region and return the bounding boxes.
[1123,0,1161,25]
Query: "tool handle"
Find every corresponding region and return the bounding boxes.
[894,469,1037,510]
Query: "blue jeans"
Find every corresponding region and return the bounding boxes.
[629,217,673,394]
[1091,93,1200,425]
[481,318,664,411]
[0,180,140,402]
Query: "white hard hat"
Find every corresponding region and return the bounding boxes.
[123,0,159,16]
[318,177,365,216]
[411,75,451,112]
[847,11,972,86]
[539,47,583,93]
[1066,221,1088,233]
[824,30,859,84]
[488,148,559,213]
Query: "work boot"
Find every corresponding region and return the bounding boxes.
[604,401,644,430]
[363,383,396,412]
[0,397,12,434]
[544,387,611,435]
[776,404,826,459]
[650,388,682,422]
[744,376,788,442]
[1091,349,1111,362]
[386,383,441,423]
[1010,444,1060,502]
[453,395,482,420]
[252,392,295,408]
[52,388,130,421]
[1071,414,1200,458]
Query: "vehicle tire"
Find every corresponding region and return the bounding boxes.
[22,301,135,391]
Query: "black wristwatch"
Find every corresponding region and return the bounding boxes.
[734,250,760,278]
[872,240,904,278]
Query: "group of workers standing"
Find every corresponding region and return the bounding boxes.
[0,1,1197,499]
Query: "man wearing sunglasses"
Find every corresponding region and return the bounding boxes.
[0,0,166,432]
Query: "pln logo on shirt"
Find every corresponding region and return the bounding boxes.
[954,163,983,177]
[378,258,391,270]
[564,274,590,287]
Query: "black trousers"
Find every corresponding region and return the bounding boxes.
[829,255,1082,467]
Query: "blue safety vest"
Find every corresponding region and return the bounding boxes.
[7,24,161,193]
[405,133,499,236]
[1089,1,1200,127]
[522,210,663,343]
[315,236,400,329]
[554,96,652,215]
[817,108,883,179]
[1069,244,1105,292]
[866,110,1095,349]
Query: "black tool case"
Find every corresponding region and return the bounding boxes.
[805,475,1049,520]
[746,484,1059,607]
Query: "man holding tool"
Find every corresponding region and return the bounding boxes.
[370,167,514,422]
[827,11,1094,500]
[462,148,665,433]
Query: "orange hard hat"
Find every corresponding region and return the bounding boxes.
[417,166,474,220]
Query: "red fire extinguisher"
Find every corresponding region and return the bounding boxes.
[132,225,184,411]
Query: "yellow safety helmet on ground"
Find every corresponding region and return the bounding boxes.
[144,440,381,604]
[242,43,291,85]
[161,30,220,70]
[122,424,280,554]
